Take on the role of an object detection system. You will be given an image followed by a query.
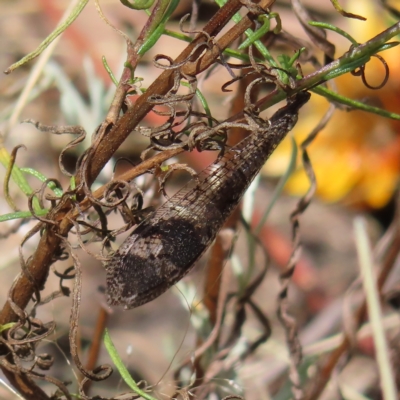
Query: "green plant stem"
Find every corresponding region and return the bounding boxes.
[137,0,180,55]
[215,0,278,69]
[239,13,281,49]
[299,21,400,88]
[253,21,400,120]
[312,86,400,120]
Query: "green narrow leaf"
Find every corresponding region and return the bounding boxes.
[104,329,157,400]
[5,0,89,74]
[0,147,42,212]
[0,209,49,223]
[20,168,63,197]
[121,0,155,10]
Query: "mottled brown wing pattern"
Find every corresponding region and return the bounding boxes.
[105,92,310,309]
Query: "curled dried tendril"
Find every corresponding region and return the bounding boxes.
[247,45,290,90]
[72,177,152,257]
[153,42,210,71]
[243,78,268,124]
[111,157,148,215]
[143,62,269,151]
[137,21,222,153]
[102,180,131,208]
[179,13,212,42]
[27,192,56,226]
[53,265,76,286]
[68,219,109,262]
[141,77,198,149]
[55,235,113,387]
[0,339,70,399]
[158,163,200,199]
[70,217,104,237]
[0,278,62,395]
[78,142,136,210]
[23,119,86,177]
[38,178,63,205]
[115,188,147,226]
[220,67,261,93]
[351,53,390,90]
[35,353,53,370]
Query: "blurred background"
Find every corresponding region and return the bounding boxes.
[1,0,400,399]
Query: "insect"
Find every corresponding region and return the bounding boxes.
[105,92,310,309]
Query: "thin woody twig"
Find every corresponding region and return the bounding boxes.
[83,306,110,393]
[3,1,398,399]
[0,0,271,326]
[83,0,275,187]
[0,5,274,398]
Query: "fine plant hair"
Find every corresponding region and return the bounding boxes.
[1,1,400,399]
